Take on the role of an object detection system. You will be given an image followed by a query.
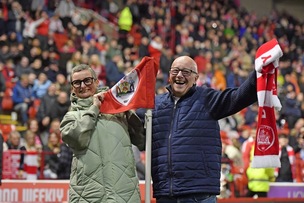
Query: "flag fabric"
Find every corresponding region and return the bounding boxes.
[251,38,283,168]
[100,56,158,114]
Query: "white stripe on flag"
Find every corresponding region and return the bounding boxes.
[257,90,274,107]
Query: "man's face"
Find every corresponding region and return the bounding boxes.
[11,134,20,147]
[169,56,198,97]
[71,69,98,99]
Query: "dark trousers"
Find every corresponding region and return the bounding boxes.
[156,194,217,203]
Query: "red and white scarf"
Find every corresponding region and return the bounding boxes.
[251,39,283,168]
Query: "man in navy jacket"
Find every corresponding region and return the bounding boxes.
[147,55,257,203]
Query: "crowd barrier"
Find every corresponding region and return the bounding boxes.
[3,150,54,180]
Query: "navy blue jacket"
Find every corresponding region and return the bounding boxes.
[151,71,257,198]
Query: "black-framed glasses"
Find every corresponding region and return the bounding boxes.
[170,68,197,77]
[71,77,95,88]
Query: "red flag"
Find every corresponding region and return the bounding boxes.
[100,57,158,114]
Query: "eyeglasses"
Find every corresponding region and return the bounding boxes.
[71,77,95,88]
[170,68,197,77]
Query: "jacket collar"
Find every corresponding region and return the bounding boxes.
[166,84,196,100]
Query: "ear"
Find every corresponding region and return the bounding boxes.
[95,79,100,86]
[194,74,199,83]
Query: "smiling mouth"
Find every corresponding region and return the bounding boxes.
[175,80,186,85]
[79,88,89,93]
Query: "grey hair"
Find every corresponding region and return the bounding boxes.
[70,64,97,82]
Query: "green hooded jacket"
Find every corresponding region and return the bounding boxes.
[60,90,145,203]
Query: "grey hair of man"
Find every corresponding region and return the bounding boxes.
[70,64,97,82]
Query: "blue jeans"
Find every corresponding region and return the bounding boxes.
[156,194,217,203]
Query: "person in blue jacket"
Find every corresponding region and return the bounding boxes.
[12,74,34,125]
[142,55,257,203]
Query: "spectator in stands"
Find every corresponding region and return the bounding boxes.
[30,58,44,77]
[27,118,43,147]
[242,128,256,173]
[7,1,25,42]
[295,127,304,182]
[57,140,73,179]
[27,47,44,67]
[0,41,11,63]
[39,118,61,148]
[54,73,70,95]
[148,36,163,64]
[8,41,22,61]
[159,47,174,86]
[48,118,61,135]
[275,130,296,182]
[222,130,243,168]
[105,53,125,87]
[18,0,31,14]
[66,51,82,81]
[137,56,257,203]
[89,54,107,86]
[48,12,65,34]
[80,39,99,58]
[27,72,36,88]
[60,64,144,202]
[43,130,61,179]
[2,59,17,85]
[211,63,227,91]
[31,0,45,15]
[2,130,27,179]
[3,130,24,151]
[219,135,233,199]
[41,49,50,68]
[244,103,258,126]
[246,142,275,198]
[96,35,108,65]
[44,129,73,179]
[105,38,122,62]
[44,60,61,82]
[7,31,19,46]
[19,130,41,180]
[36,10,50,50]
[117,2,133,50]
[12,74,34,125]
[298,127,304,161]
[0,66,6,112]
[32,72,52,99]
[226,60,247,88]
[22,12,46,45]
[55,0,75,29]
[14,56,33,79]
[46,0,57,17]
[71,9,93,36]
[48,90,70,122]
[0,7,6,37]
[138,36,150,59]
[81,54,89,64]
[67,25,82,50]
[281,84,302,129]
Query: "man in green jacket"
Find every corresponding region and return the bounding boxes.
[60,64,144,203]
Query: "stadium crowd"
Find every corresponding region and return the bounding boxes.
[0,0,304,198]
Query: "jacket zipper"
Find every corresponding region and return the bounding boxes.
[169,101,177,196]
